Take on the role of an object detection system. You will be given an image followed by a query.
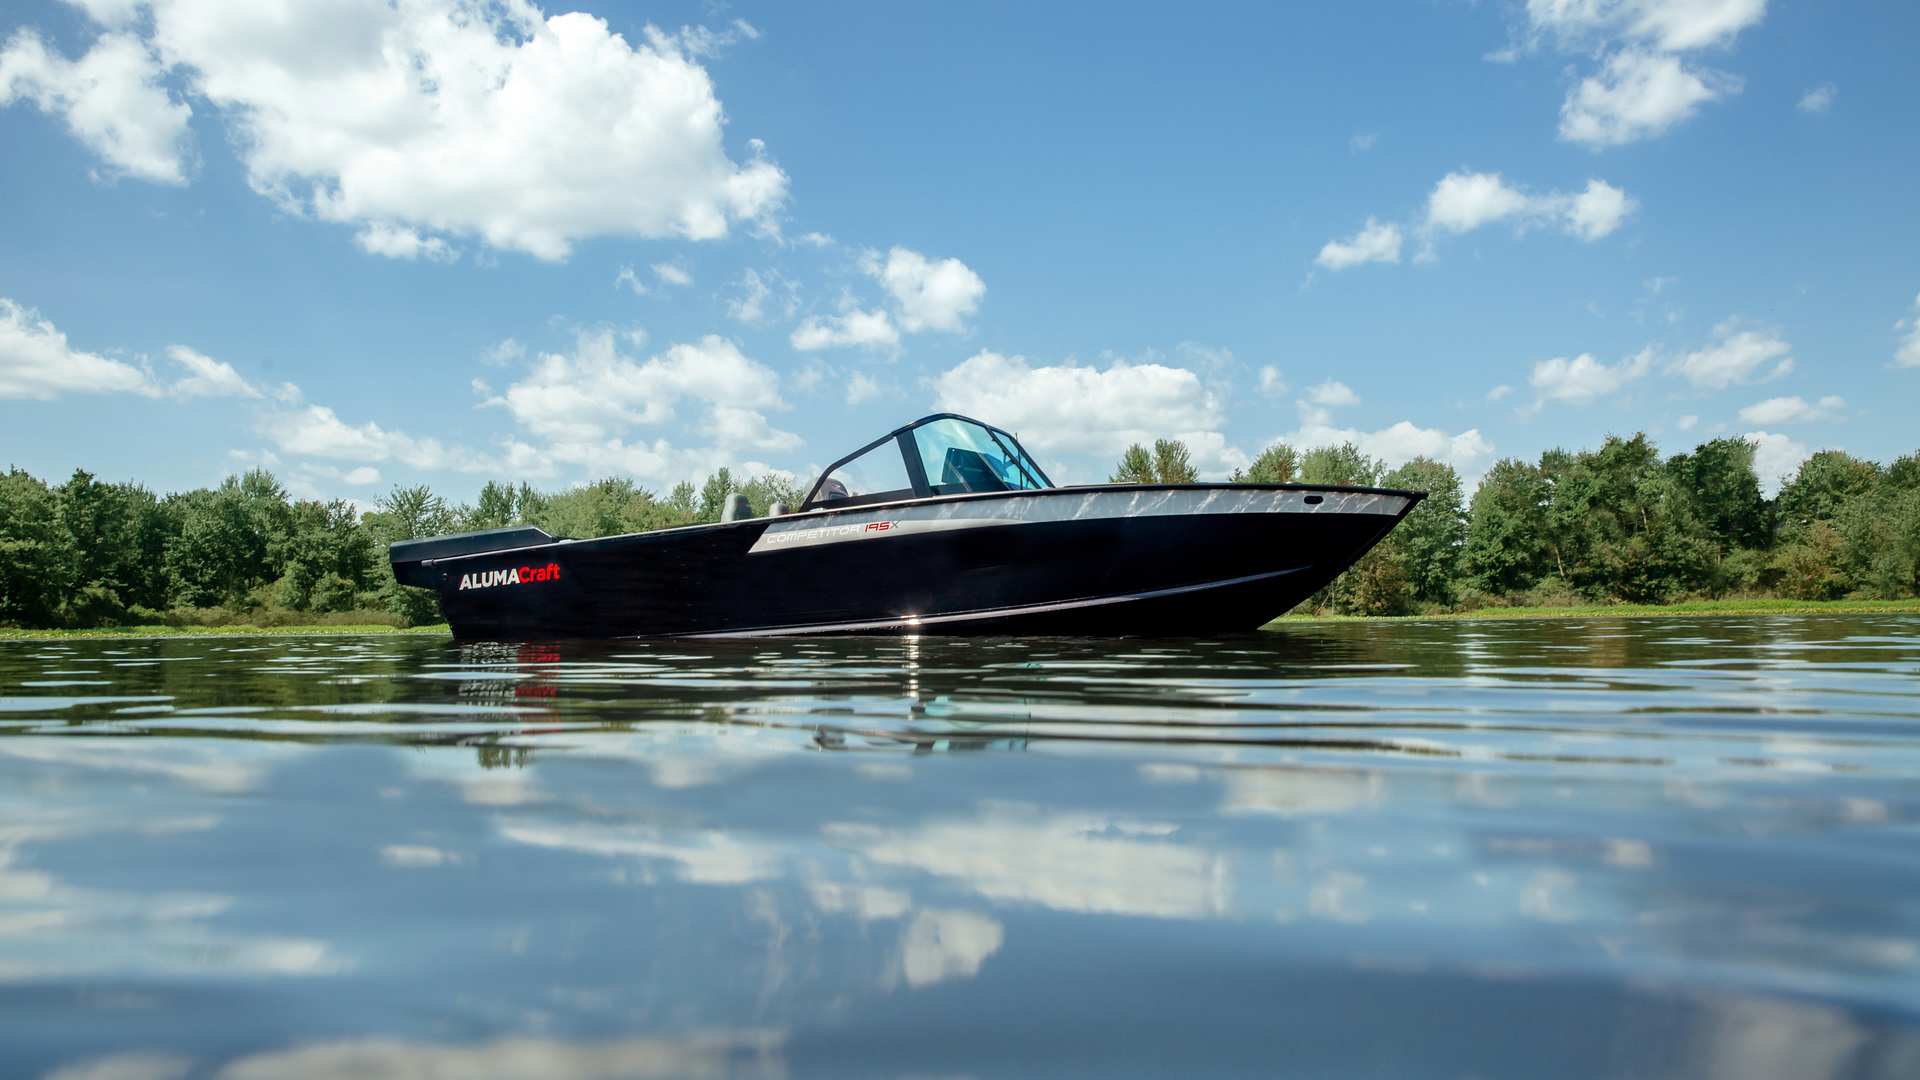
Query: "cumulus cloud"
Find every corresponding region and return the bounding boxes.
[29,0,787,259]
[869,247,985,333]
[1505,1,1765,149]
[164,345,260,399]
[1303,379,1360,408]
[1797,82,1837,114]
[1257,366,1288,396]
[1558,49,1739,148]
[355,223,456,263]
[1737,395,1844,425]
[790,309,900,354]
[1895,292,1920,369]
[1745,430,1811,496]
[1315,218,1402,271]
[0,28,192,184]
[932,350,1225,462]
[1528,348,1655,405]
[1669,322,1794,389]
[0,297,155,399]
[1284,408,1495,479]
[1523,0,1769,53]
[1425,171,1636,240]
[1487,384,1514,401]
[492,331,787,444]
[652,261,692,287]
[846,371,881,405]
[260,400,501,473]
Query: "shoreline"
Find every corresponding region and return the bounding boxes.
[3,598,1917,641]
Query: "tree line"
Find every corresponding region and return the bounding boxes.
[3,431,1915,629]
[1111,433,1920,615]
[0,466,800,629]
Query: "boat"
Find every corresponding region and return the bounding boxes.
[390,413,1423,640]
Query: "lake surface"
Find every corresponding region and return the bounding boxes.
[3,616,1919,1079]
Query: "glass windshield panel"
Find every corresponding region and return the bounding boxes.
[912,418,1047,495]
[815,438,914,505]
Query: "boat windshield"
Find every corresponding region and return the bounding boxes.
[909,417,1047,495]
[802,414,1052,509]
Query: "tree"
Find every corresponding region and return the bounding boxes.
[1381,457,1465,606]
[1298,443,1379,487]
[0,467,77,626]
[1241,443,1299,485]
[1110,444,1156,483]
[1110,439,1198,484]
[699,468,738,521]
[368,484,453,543]
[1668,437,1768,551]
[1777,451,1880,531]
[1465,458,1551,595]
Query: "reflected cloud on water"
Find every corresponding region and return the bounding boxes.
[3,617,1920,1076]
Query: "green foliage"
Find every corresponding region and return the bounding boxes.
[1109,439,1199,484]
[1381,457,1465,606]
[1465,458,1551,595]
[1239,443,1299,485]
[1298,443,1380,487]
[0,467,77,627]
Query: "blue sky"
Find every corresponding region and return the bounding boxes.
[3,0,1916,504]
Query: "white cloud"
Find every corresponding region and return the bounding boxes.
[870,247,985,333]
[262,401,498,472]
[790,309,900,353]
[1315,218,1402,271]
[0,29,192,184]
[846,371,881,405]
[495,331,786,443]
[0,297,154,399]
[1559,49,1739,148]
[1523,0,1769,53]
[1426,171,1536,234]
[1528,348,1654,404]
[1349,131,1377,152]
[1257,366,1287,396]
[164,345,260,399]
[932,350,1223,459]
[480,338,526,367]
[652,260,692,287]
[1304,379,1359,408]
[1487,384,1514,401]
[1564,179,1636,239]
[1737,394,1844,425]
[1797,82,1836,114]
[113,0,786,260]
[1894,292,1920,369]
[1284,409,1496,479]
[1670,322,1794,389]
[354,223,457,262]
[613,266,647,296]
[1678,414,1699,431]
[1424,171,1635,240]
[1745,430,1811,497]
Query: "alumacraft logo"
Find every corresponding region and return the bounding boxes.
[458,562,561,591]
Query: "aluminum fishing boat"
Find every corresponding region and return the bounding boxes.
[390,413,1422,640]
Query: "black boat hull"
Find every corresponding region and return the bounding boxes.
[395,484,1420,641]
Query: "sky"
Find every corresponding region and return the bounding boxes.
[2,0,1917,506]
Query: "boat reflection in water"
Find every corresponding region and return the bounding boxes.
[392,414,1422,640]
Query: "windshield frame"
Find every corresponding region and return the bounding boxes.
[800,413,1053,509]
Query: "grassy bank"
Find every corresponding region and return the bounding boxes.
[0,623,451,641]
[5,598,1919,641]
[1271,597,1920,623]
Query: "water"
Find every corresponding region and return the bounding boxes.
[3,616,1919,1079]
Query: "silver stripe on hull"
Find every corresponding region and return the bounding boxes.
[681,566,1306,638]
[748,487,1410,555]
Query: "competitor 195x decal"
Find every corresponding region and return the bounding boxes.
[458,562,562,591]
